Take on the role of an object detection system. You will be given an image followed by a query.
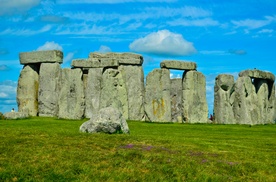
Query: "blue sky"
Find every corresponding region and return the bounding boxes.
[0,0,275,114]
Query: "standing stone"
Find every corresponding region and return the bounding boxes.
[100,68,129,119]
[171,78,183,123]
[58,68,85,119]
[85,68,103,118]
[17,64,39,116]
[144,69,171,122]
[119,65,145,121]
[232,76,259,125]
[182,71,208,123]
[38,63,61,117]
[213,74,235,124]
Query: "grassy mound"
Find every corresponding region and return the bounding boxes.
[0,117,275,181]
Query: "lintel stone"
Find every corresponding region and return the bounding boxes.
[89,52,143,65]
[20,50,63,65]
[71,58,119,68]
[160,60,197,70]
[239,69,275,82]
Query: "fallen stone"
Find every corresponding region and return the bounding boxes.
[17,64,39,116]
[182,71,208,123]
[4,112,29,120]
[58,68,85,120]
[213,74,235,124]
[160,60,197,70]
[239,69,275,82]
[19,50,63,65]
[144,68,171,122]
[38,63,61,117]
[79,107,130,134]
[170,78,183,123]
[100,68,129,119]
[85,68,103,118]
[119,65,145,121]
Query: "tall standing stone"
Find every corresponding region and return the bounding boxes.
[85,68,103,118]
[144,69,171,122]
[119,65,145,121]
[100,68,129,119]
[171,78,183,122]
[213,74,235,124]
[38,63,61,117]
[58,68,85,119]
[182,71,208,123]
[17,65,39,116]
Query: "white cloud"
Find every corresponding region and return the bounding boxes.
[97,45,112,53]
[37,41,63,51]
[168,18,219,27]
[231,16,274,29]
[129,30,197,57]
[57,0,176,4]
[64,52,75,63]
[0,25,51,36]
[258,29,274,34]
[200,50,228,56]
[55,24,116,35]
[0,0,40,16]
[0,80,17,113]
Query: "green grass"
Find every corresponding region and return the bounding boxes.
[0,117,275,181]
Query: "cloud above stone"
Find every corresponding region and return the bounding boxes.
[228,49,247,55]
[37,41,63,51]
[96,45,112,53]
[129,30,197,57]
[0,0,40,16]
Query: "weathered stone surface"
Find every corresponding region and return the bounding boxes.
[119,65,145,121]
[144,69,171,122]
[160,60,197,70]
[213,74,235,124]
[4,112,29,120]
[100,68,129,119]
[171,78,183,123]
[231,76,275,125]
[239,69,275,82]
[71,58,119,68]
[38,63,61,117]
[20,50,63,65]
[58,68,85,119]
[89,52,143,65]
[80,107,130,134]
[85,68,103,118]
[232,76,259,125]
[17,65,39,116]
[182,71,208,123]
[71,58,100,68]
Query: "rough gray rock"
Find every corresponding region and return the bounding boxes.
[4,112,29,120]
[144,68,171,122]
[71,58,101,68]
[85,68,103,118]
[38,63,61,117]
[119,65,145,121]
[171,78,183,123]
[213,74,235,124]
[89,52,143,65]
[79,107,130,134]
[17,64,39,116]
[160,60,197,70]
[58,68,85,119]
[239,69,275,82]
[20,50,63,65]
[100,68,129,119]
[182,71,208,123]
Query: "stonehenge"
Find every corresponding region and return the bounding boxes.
[214,70,275,124]
[16,50,275,125]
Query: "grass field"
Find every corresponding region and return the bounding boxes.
[0,117,275,181]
